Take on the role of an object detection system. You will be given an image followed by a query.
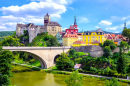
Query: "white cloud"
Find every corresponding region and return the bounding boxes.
[31,0,68,4]
[0,1,67,31]
[79,17,89,23]
[95,26,100,28]
[99,20,112,25]
[0,2,66,18]
[106,26,118,30]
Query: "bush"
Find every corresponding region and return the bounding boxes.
[66,68,74,71]
[110,44,117,50]
[104,67,111,75]
[103,46,112,58]
[90,67,98,73]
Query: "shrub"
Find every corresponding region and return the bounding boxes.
[90,67,98,73]
[66,68,74,71]
[103,46,112,58]
[104,67,111,75]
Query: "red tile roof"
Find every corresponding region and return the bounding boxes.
[111,34,116,38]
[92,40,100,43]
[73,41,86,44]
[63,34,78,38]
[77,33,82,36]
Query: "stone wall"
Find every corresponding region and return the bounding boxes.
[72,45,103,57]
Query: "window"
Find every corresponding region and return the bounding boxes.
[98,36,100,38]
[93,33,95,35]
[88,36,89,38]
[88,40,89,42]
[98,32,100,35]
[88,33,89,35]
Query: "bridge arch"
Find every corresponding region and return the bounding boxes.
[54,54,60,64]
[12,50,47,68]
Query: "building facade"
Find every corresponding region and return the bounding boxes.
[55,32,66,45]
[63,34,78,46]
[16,13,62,43]
[82,28,106,45]
[72,41,86,47]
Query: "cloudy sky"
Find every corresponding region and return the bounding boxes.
[0,0,130,33]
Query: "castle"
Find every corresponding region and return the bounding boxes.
[16,13,62,43]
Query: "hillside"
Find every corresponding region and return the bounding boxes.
[0,31,15,41]
[0,31,15,37]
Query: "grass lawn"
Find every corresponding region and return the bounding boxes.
[78,52,86,56]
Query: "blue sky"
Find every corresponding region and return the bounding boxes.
[0,0,130,33]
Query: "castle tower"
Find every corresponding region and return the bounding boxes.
[124,19,127,29]
[73,16,78,28]
[44,13,51,25]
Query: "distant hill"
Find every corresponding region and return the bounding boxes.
[0,31,15,37]
[0,31,15,41]
[103,31,122,34]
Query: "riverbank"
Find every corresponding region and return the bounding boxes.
[41,69,130,84]
[11,62,130,84]
[11,63,40,73]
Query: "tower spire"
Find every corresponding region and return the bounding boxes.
[124,19,127,29]
[74,15,77,25]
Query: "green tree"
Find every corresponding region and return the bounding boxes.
[1,36,21,46]
[69,49,77,64]
[122,28,130,43]
[105,77,121,86]
[119,41,129,54]
[0,50,14,86]
[65,70,83,86]
[117,54,127,75]
[46,36,58,46]
[103,46,112,58]
[56,52,74,70]
[103,40,117,50]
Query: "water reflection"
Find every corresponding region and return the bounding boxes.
[11,71,130,86]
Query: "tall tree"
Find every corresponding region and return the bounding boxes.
[117,54,127,75]
[56,52,74,70]
[0,49,14,86]
[65,70,83,86]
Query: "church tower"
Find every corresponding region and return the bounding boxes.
[44,13,51,25]
[74,16,78,28]
[124,19,127,29]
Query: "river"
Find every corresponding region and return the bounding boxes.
[11,71,129,86]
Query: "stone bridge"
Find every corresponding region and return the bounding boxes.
[3,46,70,69]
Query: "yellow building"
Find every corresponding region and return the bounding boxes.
[72,41,86,47]
[82,28,106,45]
[63,34,78,46]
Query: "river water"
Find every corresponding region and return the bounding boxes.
[11,71,129,86]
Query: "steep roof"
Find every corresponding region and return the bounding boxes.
[58,32,66,38]
[92,40,100,43]
[73,41,86,44]
[111,34,116,38]
[107,36,113,39]
[63,34,78,38]
[46,21,62,27]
